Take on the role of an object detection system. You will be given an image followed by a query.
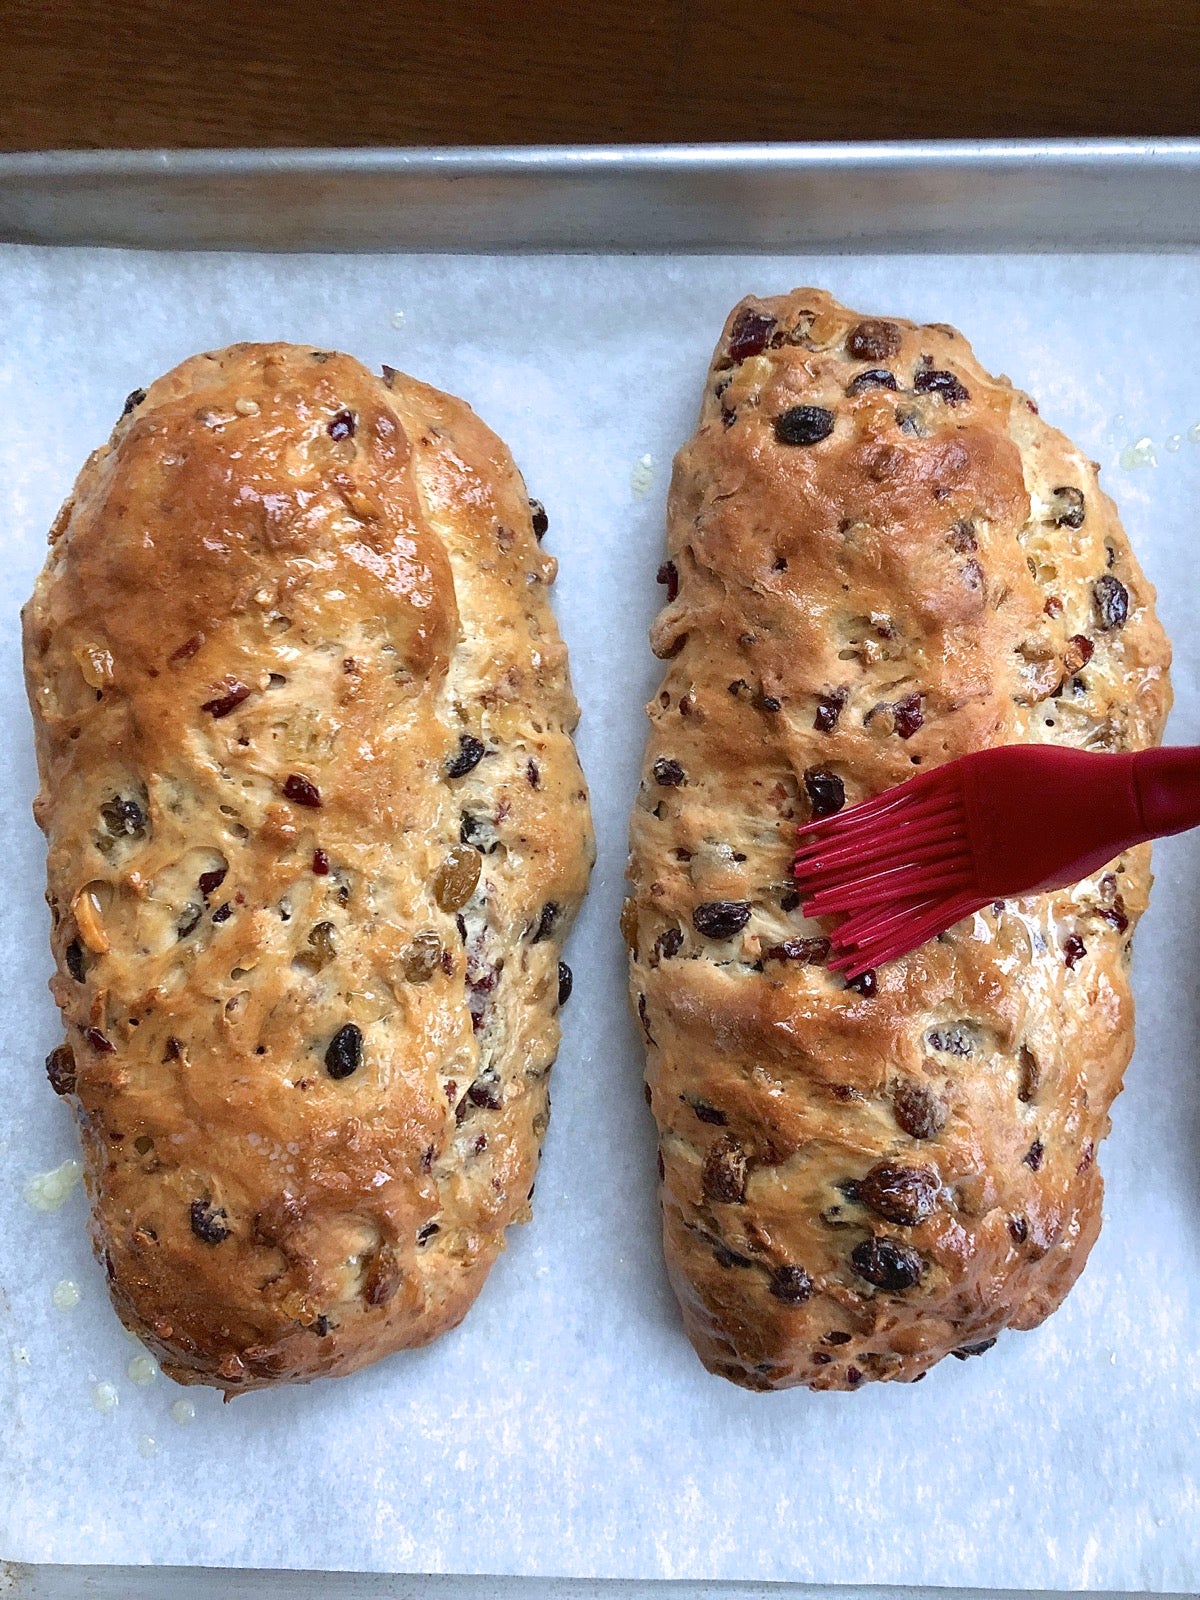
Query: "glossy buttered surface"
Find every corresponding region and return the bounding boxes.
[626,289,1171,1390]
[23,344,594,1390]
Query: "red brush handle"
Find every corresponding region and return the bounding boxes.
[962,744,1200,898]
[1132,745,1200,837]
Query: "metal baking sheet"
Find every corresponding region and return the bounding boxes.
[1,145,1198,1600]
[0,141,1199,253]
[0,1573,1192,1600]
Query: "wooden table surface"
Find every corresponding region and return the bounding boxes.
[2,0,1198,150]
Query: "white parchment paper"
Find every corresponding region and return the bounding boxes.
[0,247,1197,1590]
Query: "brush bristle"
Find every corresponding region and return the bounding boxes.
[794,765,985,977]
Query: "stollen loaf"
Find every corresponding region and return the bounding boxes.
[625,290,1170,1390]
[24,343,594,1391]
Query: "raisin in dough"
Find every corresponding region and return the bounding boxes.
[625,291,1170,1391]
[24,344,594,1391]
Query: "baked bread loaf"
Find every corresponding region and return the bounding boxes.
[626,290,1170,1390]
[24,343,593,1391]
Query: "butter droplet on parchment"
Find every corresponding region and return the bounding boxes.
[128,1354,158,1386]
[91,1382,119,1413]
[631,453,655,495]
[24,1159,82,1211]
[52,1279,81,1311]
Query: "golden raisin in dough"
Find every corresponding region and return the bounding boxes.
[627,289,1170,1391]
[24,343,594,1392]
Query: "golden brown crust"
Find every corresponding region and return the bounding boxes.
[626,291,1171,1391]
[24,343,594,1391]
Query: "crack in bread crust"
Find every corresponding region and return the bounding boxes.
[626,291,1170,1391]
[24,343,594,1391]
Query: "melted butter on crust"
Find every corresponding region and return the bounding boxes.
[23,344,594,1392]
[628,290,1170,1392]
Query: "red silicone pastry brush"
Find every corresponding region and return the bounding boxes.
[793,743,1200,979]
